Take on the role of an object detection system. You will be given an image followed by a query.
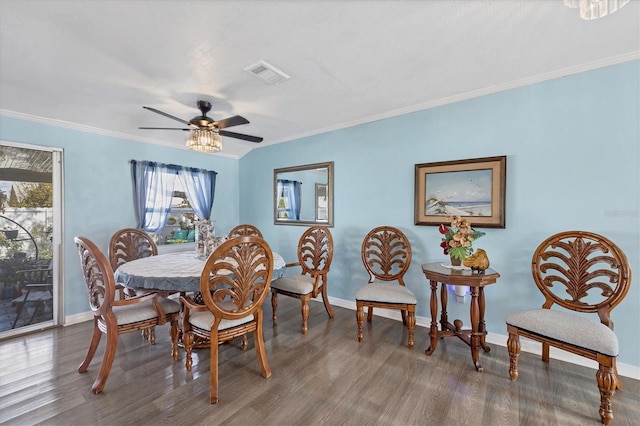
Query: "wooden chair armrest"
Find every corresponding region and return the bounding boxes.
[180,295,209,312]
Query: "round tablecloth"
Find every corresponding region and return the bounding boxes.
[114,251,286,292]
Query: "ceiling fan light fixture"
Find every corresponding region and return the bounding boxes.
[186,129,222,153]
[563,0,629,20]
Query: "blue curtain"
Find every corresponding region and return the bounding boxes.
[178,167,217,220]
[277,179,302,220]
[131,160,217,231]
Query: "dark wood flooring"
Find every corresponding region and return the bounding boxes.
[1,297,639,425]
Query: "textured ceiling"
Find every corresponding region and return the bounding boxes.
[1,0,638,158]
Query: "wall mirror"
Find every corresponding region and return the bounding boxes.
[274,161,334,227]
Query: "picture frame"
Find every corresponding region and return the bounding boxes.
[414,155,506,228]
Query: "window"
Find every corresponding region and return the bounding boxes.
[154,179,197,244]
[130,160,217,245]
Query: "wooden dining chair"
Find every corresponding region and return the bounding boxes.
[506,231,631,425]
[74,236,180,394]
[180,235,274,404]
[109,227,159,341]
[227,224,263,239]
[356,226,416,348]
[270,226,334,334]
[109,227,158,273]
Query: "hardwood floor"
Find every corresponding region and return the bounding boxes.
[1,297,639,425]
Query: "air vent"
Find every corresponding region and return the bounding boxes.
[244,60,291,85]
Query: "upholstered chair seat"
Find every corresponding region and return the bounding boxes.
[270,275,315,295]
[112,298,181,326]
[186,301,255,331]
[355,282,417,305]
[506,309,618,356]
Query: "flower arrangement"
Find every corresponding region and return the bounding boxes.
[439,216,485,262]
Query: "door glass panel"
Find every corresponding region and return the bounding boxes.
[0,144,57,334]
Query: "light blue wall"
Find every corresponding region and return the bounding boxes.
[0,119,240,317]
[240,61,640,367]
[1,61,637,368]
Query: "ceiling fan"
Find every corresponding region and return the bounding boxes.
[139,100,263,144]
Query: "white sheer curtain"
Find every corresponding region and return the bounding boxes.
[130,161,177,233]
[131,160,217,232]
[178,167,217,220]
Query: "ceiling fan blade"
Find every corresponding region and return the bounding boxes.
[138,127,191,130]
[219,130,263,143]
[213,115,249,129]
[143,106,194,127]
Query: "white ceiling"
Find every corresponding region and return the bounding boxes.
[1,0,638,158]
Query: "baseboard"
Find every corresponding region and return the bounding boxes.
[64,310,93,326]
[325,296,640,380]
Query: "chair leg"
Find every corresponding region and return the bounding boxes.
[209,329,219,404]
[596,358,617,425]
[507,329,521,381]
[356,302,364,342]
[78,319,102,373]
[400,309,407,326]
[301,297,309,334]
[254,312,272,379]
[91,327,119,394]
[321,282,334,319]
[241,335,248,350]
[541,342,550,363]
[183,331,194,371]
[367,306,373,323]
[271,291,278,325]
[149,327,156,345]
[169,320,179,362]
[406,308,415,349]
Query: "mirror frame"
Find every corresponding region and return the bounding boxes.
[274,161,334,227]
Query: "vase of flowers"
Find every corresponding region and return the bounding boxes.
[439,216,485,266]
[195,219,216,260]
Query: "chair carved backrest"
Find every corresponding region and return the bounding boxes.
[228,224,263,240]
[109,228,158,272]
[532,231,631,328]
[361,226,412,285]
[75,236,116,319]
[297,226,333,278]
[200,236,274,323]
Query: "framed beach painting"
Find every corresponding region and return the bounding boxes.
[414,156,506,228]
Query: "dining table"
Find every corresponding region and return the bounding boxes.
[113,250,287,293]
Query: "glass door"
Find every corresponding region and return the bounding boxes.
[0,142,62,337]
